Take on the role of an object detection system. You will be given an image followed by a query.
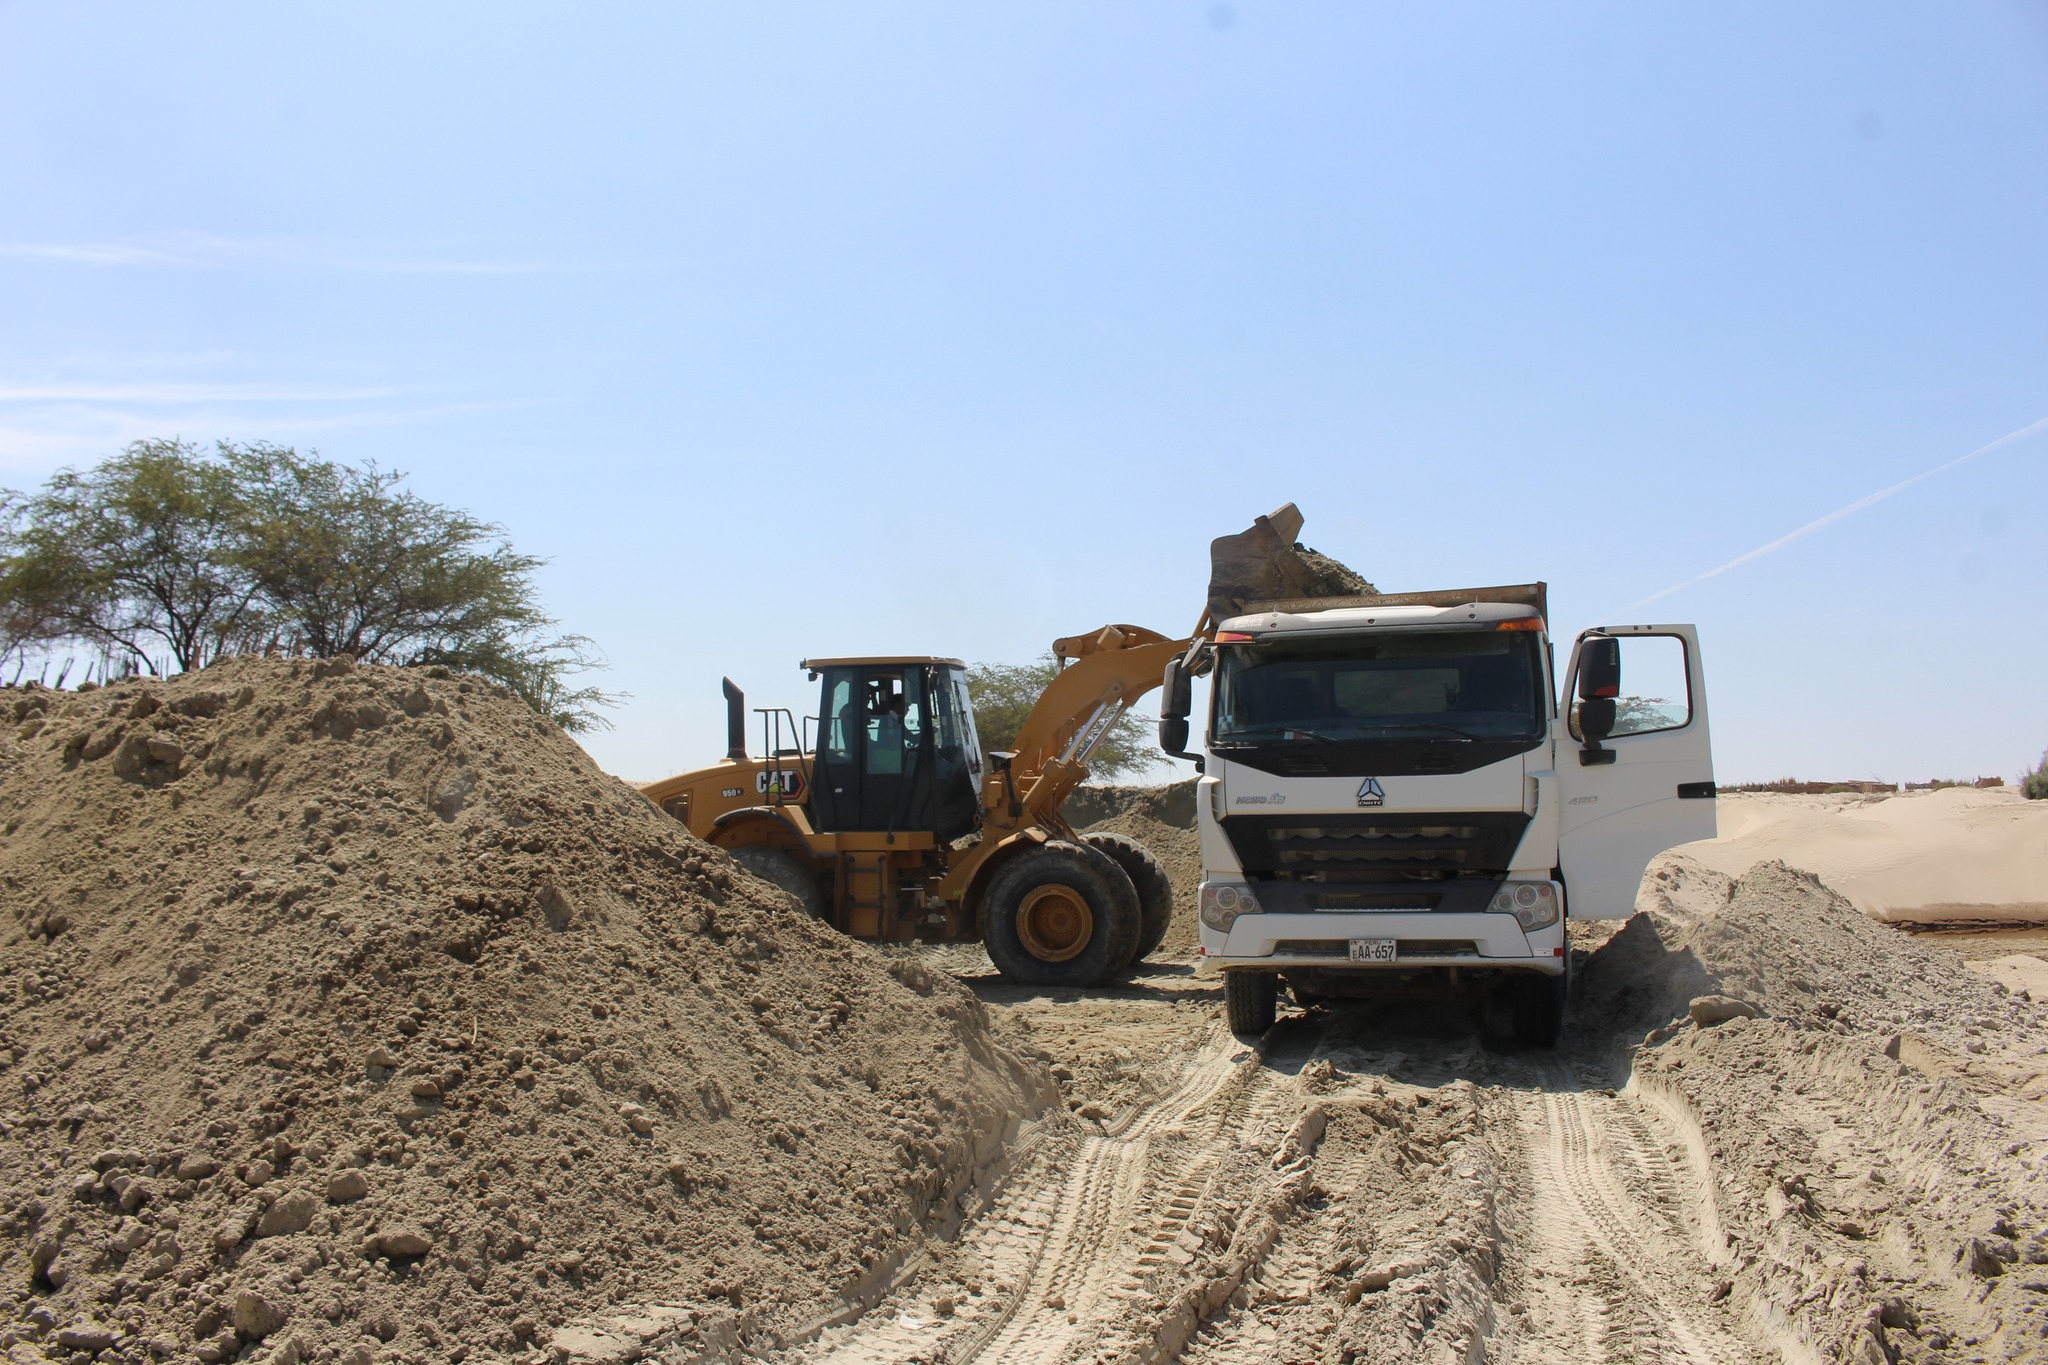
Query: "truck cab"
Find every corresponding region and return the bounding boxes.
[1172,586,1715,1044]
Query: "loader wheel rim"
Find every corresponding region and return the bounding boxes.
[1016,885,1093,962]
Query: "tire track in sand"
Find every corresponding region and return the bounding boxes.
[792,1023,1289,1365]
[1510,1062,1760,1365]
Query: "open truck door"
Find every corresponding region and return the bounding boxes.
[1556,624,1716,920]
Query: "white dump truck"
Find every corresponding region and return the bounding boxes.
[1161,509,1715,1044]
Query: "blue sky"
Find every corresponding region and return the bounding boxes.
[2,3,2043,785]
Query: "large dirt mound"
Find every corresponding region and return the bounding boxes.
[1580,857,2048,1360]
[0,660,1050,1363]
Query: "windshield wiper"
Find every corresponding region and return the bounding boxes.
[1360,721,1485,742]
[1214,726,1344,745]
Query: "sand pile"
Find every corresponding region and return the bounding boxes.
[1674,787,2048,923]
[1583,856,2048,1361]
[1066,782,1200,952]
[0,659,1051,1364]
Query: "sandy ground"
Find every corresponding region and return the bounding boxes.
[1675,789,2048,924]
[9,668,2046,1365]
[694,856,2048,1365]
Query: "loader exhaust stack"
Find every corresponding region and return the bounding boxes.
[722,677,747,762]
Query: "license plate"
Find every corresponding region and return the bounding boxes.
[1349,938,1398,963]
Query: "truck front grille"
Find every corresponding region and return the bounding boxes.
[1223,812,1532,879]
[1308,891,1445,911]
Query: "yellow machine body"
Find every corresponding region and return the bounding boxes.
[639,629,1188,944]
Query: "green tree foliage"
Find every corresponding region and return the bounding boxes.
[0,493,57,667]
[228,444,543,663]
[966,653,1155,781]
[2,439,263,674]
[0,440,621,732]
[2024,750,2048,801]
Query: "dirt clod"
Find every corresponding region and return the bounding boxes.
[326,1168,370,1202]
[231,1287,290,1339]
[1686,993,1760,1026]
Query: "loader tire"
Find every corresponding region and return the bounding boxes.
[1083,832,1175,968]
[1225,970,1278,1036]
[983,841,1142,988]
[727,846,827,919]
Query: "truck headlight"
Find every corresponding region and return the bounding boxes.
[1490,881,1559,932]
[1200,880,1261,933]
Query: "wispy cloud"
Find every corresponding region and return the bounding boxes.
[0,400,538,477]
[0,382,403,404]
[0,242,184,266]
[1619,414,2048,615]
[0,232,619,276]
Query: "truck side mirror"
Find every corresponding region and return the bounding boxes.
[1577,637,1620,703]
[1574,637,1620,763]
[1162,658,1191,719]
[1158,658,1195,760]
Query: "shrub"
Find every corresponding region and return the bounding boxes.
[2024,750,2048,801]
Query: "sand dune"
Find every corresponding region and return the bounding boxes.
[1673,786,2048,922]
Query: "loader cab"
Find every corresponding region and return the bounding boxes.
[804,657,984,844]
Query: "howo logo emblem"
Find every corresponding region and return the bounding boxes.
[1357,778,1386,807]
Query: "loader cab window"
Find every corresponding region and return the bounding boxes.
[861,675,914,777]
[808,663,979,844]
[927,666,982,844]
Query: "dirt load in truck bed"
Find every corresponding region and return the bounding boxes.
[0,659,1051,1363]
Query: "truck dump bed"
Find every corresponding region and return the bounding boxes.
[1238,581,1548,623]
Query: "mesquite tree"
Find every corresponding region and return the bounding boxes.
[0,439,619,731]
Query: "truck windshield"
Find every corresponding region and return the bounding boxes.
[1213,630,1546,744]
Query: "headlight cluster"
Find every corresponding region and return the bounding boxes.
[1199,880,1261,933]
[1490,881,1559,932]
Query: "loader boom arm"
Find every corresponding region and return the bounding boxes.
[934,624,1189,900]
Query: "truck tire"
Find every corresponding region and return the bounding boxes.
[1225,971,1278,1036]
[1511,969,1568,1048]
[727,846,828,919]
[1083,832,1175,968]
[983,841,1142,988]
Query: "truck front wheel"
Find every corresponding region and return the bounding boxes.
[1511,969,1569,1048]
[983,841,1142,988]
[1224,970,1278,1036]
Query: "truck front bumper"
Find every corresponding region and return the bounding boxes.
[1195,912,1565,977]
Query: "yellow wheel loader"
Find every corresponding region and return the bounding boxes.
[640,508,1330,986]
[639,626,1184,985]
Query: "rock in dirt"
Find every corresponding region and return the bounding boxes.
[255,1189,319,1237]
[368,1227,433,1258]
[1687,994,1760,1026]
[326,1169,370,1203]
[231,1288,290,1339]
[54,1322,119,1350]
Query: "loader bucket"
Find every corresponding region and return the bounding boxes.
[1207,503,1375,619]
